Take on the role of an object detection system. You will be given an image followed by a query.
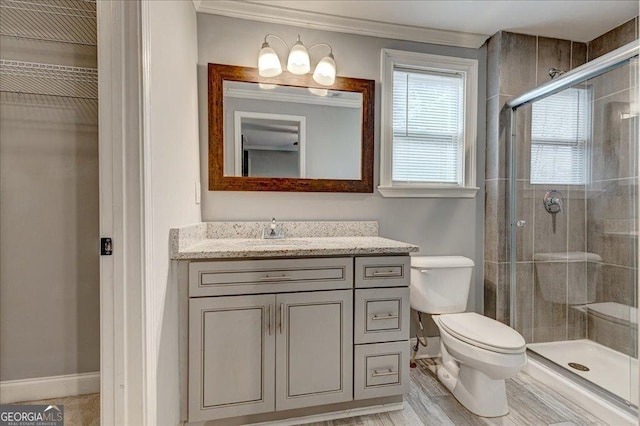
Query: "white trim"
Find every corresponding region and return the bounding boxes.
[225,85,362,109]
[140,1,156,425]
[244,144,298,152]
[0,373,100,404]
[98,1,147,425]
[379,49,479,199]
[233,111,306,178]
[194,1,488,49]
[244,402,404,426]
[378,186,479,198]
[523,358,637,426]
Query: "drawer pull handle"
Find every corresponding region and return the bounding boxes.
[260,274,293,281]
[371,270,401,277]
[372,369,399,377]
[268,304,273,335]
[371,314,399,321]
[279,303,284,334]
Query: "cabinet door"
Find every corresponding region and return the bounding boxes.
[189,295,275,422]
[275,290,353,411]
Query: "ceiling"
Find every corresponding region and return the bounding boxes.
[195,0,638,47]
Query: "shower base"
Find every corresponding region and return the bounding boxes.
[528,339,638,403]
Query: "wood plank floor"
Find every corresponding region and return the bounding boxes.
[308,359,606,426]
[16,359,606,425]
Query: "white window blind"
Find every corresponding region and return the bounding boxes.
[530,87,589,185]
[392,69,464,185]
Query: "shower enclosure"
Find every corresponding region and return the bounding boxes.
[509,41,639,411]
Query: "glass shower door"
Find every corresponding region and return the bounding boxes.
[511,58,638,408]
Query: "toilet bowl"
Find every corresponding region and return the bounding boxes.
[410,256,527,417]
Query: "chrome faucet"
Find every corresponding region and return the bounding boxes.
[263,217,285,239]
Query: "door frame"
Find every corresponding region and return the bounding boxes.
[98,0,149,424]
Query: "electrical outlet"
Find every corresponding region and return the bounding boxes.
[195,181,201,204]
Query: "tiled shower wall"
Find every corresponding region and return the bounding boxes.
[485,31,588,326]
[484,18,639,344]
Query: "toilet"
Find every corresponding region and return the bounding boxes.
[410,256,527,417]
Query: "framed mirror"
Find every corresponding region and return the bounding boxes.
[208,63,374,192]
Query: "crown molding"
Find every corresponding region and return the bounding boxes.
[195,1,489,49]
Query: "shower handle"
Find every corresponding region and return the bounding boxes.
[543,190,564,214]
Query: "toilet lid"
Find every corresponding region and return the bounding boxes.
[438,312,526,354]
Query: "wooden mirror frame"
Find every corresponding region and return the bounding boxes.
[208,63,374,192]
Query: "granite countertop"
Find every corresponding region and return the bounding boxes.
[170,221,419,260]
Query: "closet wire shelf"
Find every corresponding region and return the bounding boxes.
[0,59,98,100]
[0,92,98,124]
[0,0,97,46]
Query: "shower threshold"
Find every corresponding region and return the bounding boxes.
[528,339,638,405]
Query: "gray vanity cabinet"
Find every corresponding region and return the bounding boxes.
[188,289,353,422]
[183,255,410,424]
[189,294,275,422]
[275,290,353,411]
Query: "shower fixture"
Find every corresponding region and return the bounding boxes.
[548,68,566,79]
[543,189,563,233]
[543,189,563,214]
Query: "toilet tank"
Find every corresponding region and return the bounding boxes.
[410,256,475,314]
[533,252,601,305]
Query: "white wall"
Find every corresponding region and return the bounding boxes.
[144,1,201,424]
[197,14,487,320]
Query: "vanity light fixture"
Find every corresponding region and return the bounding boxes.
[258,34,337,86]
[287,35,311,75]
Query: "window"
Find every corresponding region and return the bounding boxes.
[379,49,478,198]
[530,88,589,185]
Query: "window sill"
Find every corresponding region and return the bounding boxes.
[377,185,479,198]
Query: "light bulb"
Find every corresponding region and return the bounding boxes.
[258,42,282,77]
[308,87,328,97]
[287,36,310,75]
[313,53,336,86]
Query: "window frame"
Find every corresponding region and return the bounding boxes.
[379,49,479,198]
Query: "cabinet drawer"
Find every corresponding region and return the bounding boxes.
[354,288,409,344]
[354,342,409,400]
[189,257,353,296]
[355,256,410,288]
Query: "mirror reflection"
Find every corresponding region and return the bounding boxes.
[223,81,363,180]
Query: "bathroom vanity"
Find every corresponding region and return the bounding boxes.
[171,221,418,425]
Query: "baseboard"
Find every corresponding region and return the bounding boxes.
[409,336,441,359]
[0,372,100,404]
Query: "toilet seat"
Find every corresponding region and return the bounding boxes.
[437,312,526,354]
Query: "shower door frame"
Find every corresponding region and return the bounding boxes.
[507,40,640,409]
